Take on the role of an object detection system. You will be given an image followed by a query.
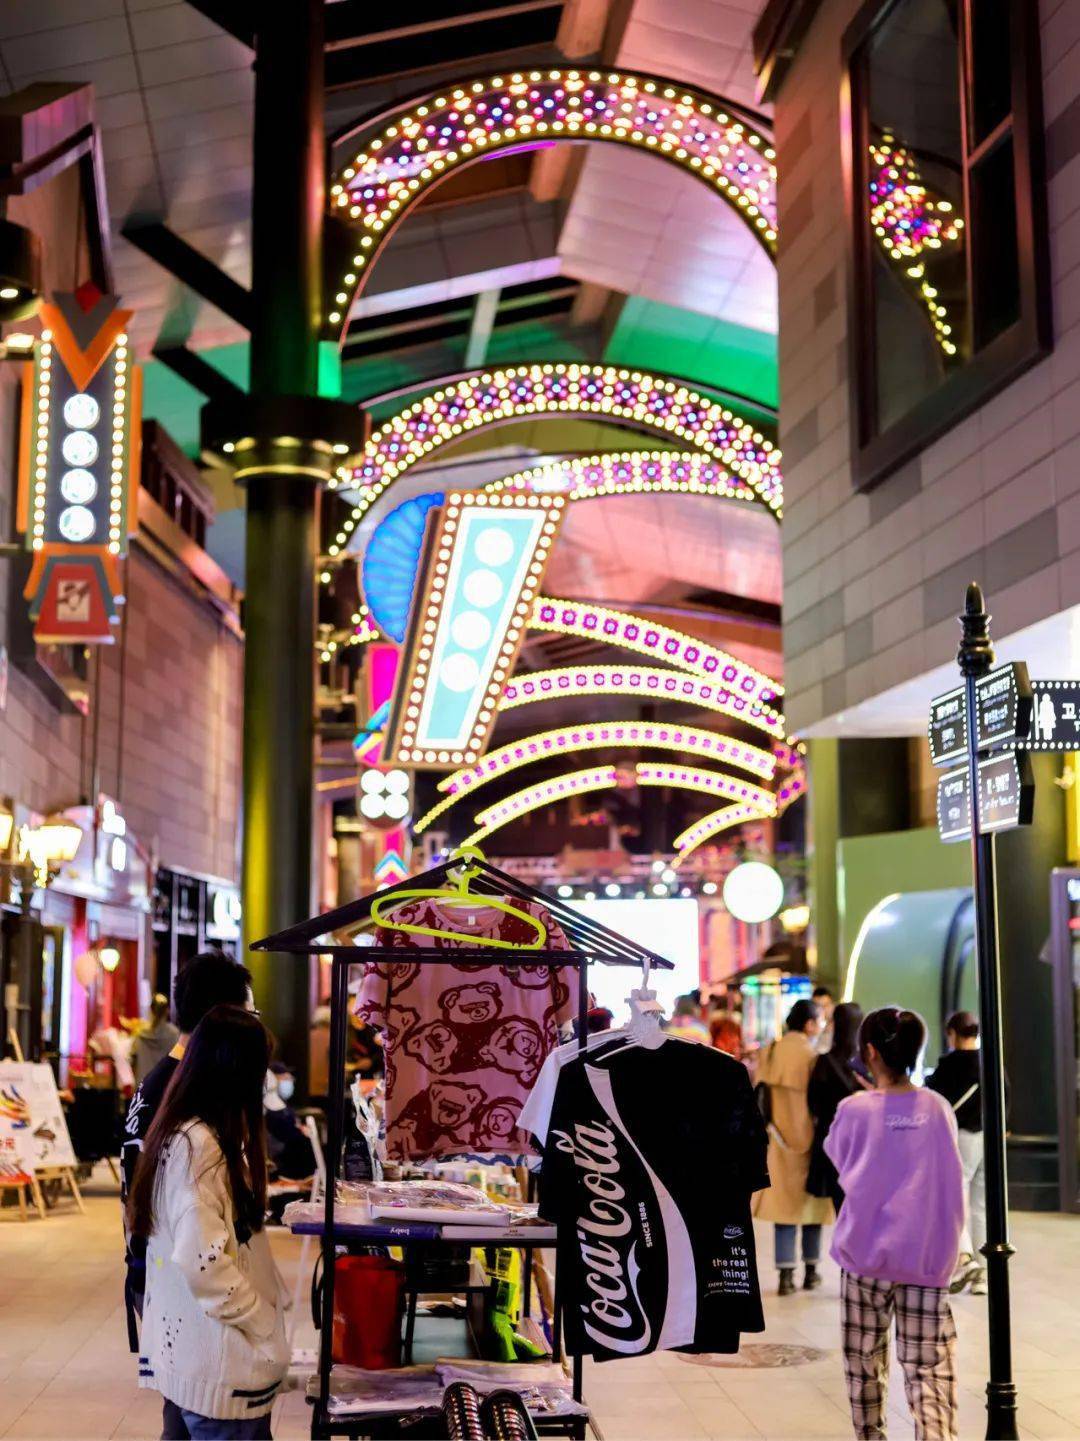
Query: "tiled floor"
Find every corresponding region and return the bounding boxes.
[2,1167,1079,1439]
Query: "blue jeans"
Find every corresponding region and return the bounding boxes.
[775,1222,822,1270]
[161,1399,272,1439]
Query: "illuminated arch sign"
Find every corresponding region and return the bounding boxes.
[326,69,776,334]
[16,287,141,644]
[333,366,783,545]
[383,491,565,767]
[501,666,784,738]
[485,450,766,509]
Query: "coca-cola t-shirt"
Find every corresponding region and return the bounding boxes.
[536,1039,769,1362]
[356,897,574,1160]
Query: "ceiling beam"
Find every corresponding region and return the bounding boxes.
[152,344,247,405]
[184,0,254,46]
[324,9,562,90]
[325,1,560,52]
[463,288,500,370]
[122,221,252,331]
[555,0,611,57]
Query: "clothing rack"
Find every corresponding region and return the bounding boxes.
[252,855,673,1441]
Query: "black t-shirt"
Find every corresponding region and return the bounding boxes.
[927,1049,982,1131]
[121,1052,180,1282]
[536,1039,768,1363]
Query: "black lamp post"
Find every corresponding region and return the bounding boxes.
[956,582,1018,1440]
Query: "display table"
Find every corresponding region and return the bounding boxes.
[254,852,672,1441]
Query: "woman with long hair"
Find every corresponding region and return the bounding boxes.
[127,1005,288,1440]
[752,997,835,1295]
[826,1007,964,1441]
[807,1001,871,1212]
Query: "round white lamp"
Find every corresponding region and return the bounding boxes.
[722,861,784,924]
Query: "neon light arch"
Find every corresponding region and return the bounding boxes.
[460,762,777,848]
[351,447,779,637]
[414,721,777,833]
[530,596,782,703]
[501,666,784,738]
[326,69,776,334]
[329,365,782,568]
[483,450,770,513]
[672,802,775,862]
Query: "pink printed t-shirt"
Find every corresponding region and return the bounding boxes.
[356,896,574,1161]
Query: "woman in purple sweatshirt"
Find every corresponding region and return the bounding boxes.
[824,1008,965,1441]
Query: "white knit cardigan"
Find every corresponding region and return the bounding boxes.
[138,1121,289,1420]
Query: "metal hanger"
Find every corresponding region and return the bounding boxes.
[369,845,548,950]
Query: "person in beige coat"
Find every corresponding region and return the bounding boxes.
[753,998,836,1295]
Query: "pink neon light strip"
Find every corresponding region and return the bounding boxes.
[485,452,762,508]
[674,801,775,858]
[467,766,617,842]
[501,665,784,733]
[439,721,776,803]
[635,763,774,811]
[530,596,782,703]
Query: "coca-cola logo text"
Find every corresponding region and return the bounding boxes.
[551,1119,652,1354]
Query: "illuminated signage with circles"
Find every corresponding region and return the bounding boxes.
[383,491,565,768]
[16,286,141,644]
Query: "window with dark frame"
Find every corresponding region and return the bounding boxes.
[842,0,1051,490]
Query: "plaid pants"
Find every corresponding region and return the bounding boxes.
[840,1271,958,1440]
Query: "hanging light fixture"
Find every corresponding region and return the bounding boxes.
[35,815,83,864]
[99,944,121,973]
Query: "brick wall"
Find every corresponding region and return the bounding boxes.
[775,0,1080,733]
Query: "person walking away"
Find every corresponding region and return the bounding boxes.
[753,998,835,1294]
[122,953,254,1350]
[826,1008,964,1441]
[813,985,836,1051]
[927,1011,989,1296]
[807,1002,870,1211]
[127,1005,288,1440]
[131,994,181,1087]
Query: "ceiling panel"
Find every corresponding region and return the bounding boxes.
[557,0,776,337]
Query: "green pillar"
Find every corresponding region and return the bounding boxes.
[806,738,840,990]
[241,0,326,1089]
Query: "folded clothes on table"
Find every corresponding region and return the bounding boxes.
[311,1364,445,1416]
[435,1360,586,1417]
[310,1361,584,1420]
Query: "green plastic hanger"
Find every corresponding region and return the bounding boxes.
[369,845,548,950]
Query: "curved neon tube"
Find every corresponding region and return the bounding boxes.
[325,69,775,333]
[531,596,782,702]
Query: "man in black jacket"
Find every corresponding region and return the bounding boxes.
[121,951,253,1345]
[927,1010,997,1296]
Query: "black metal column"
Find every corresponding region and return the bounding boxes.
[242,0,325,1091]
[958,583,1018,1440]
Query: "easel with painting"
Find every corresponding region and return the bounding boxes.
[0,1029,84,1220]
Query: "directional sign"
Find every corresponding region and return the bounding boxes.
[937,766,971,843]
[1027,680,1080,751]
[937,752,1035,844]
[928,685,967,767]
[974,662,1031,750]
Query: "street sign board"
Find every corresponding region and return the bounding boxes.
[928,685,967,767]
[974,662,1032,750]
[1027,680,1080,751]
[936,752,1035,844]
[937,766,971,843]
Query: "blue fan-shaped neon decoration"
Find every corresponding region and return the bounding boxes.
[362,491,445,642]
